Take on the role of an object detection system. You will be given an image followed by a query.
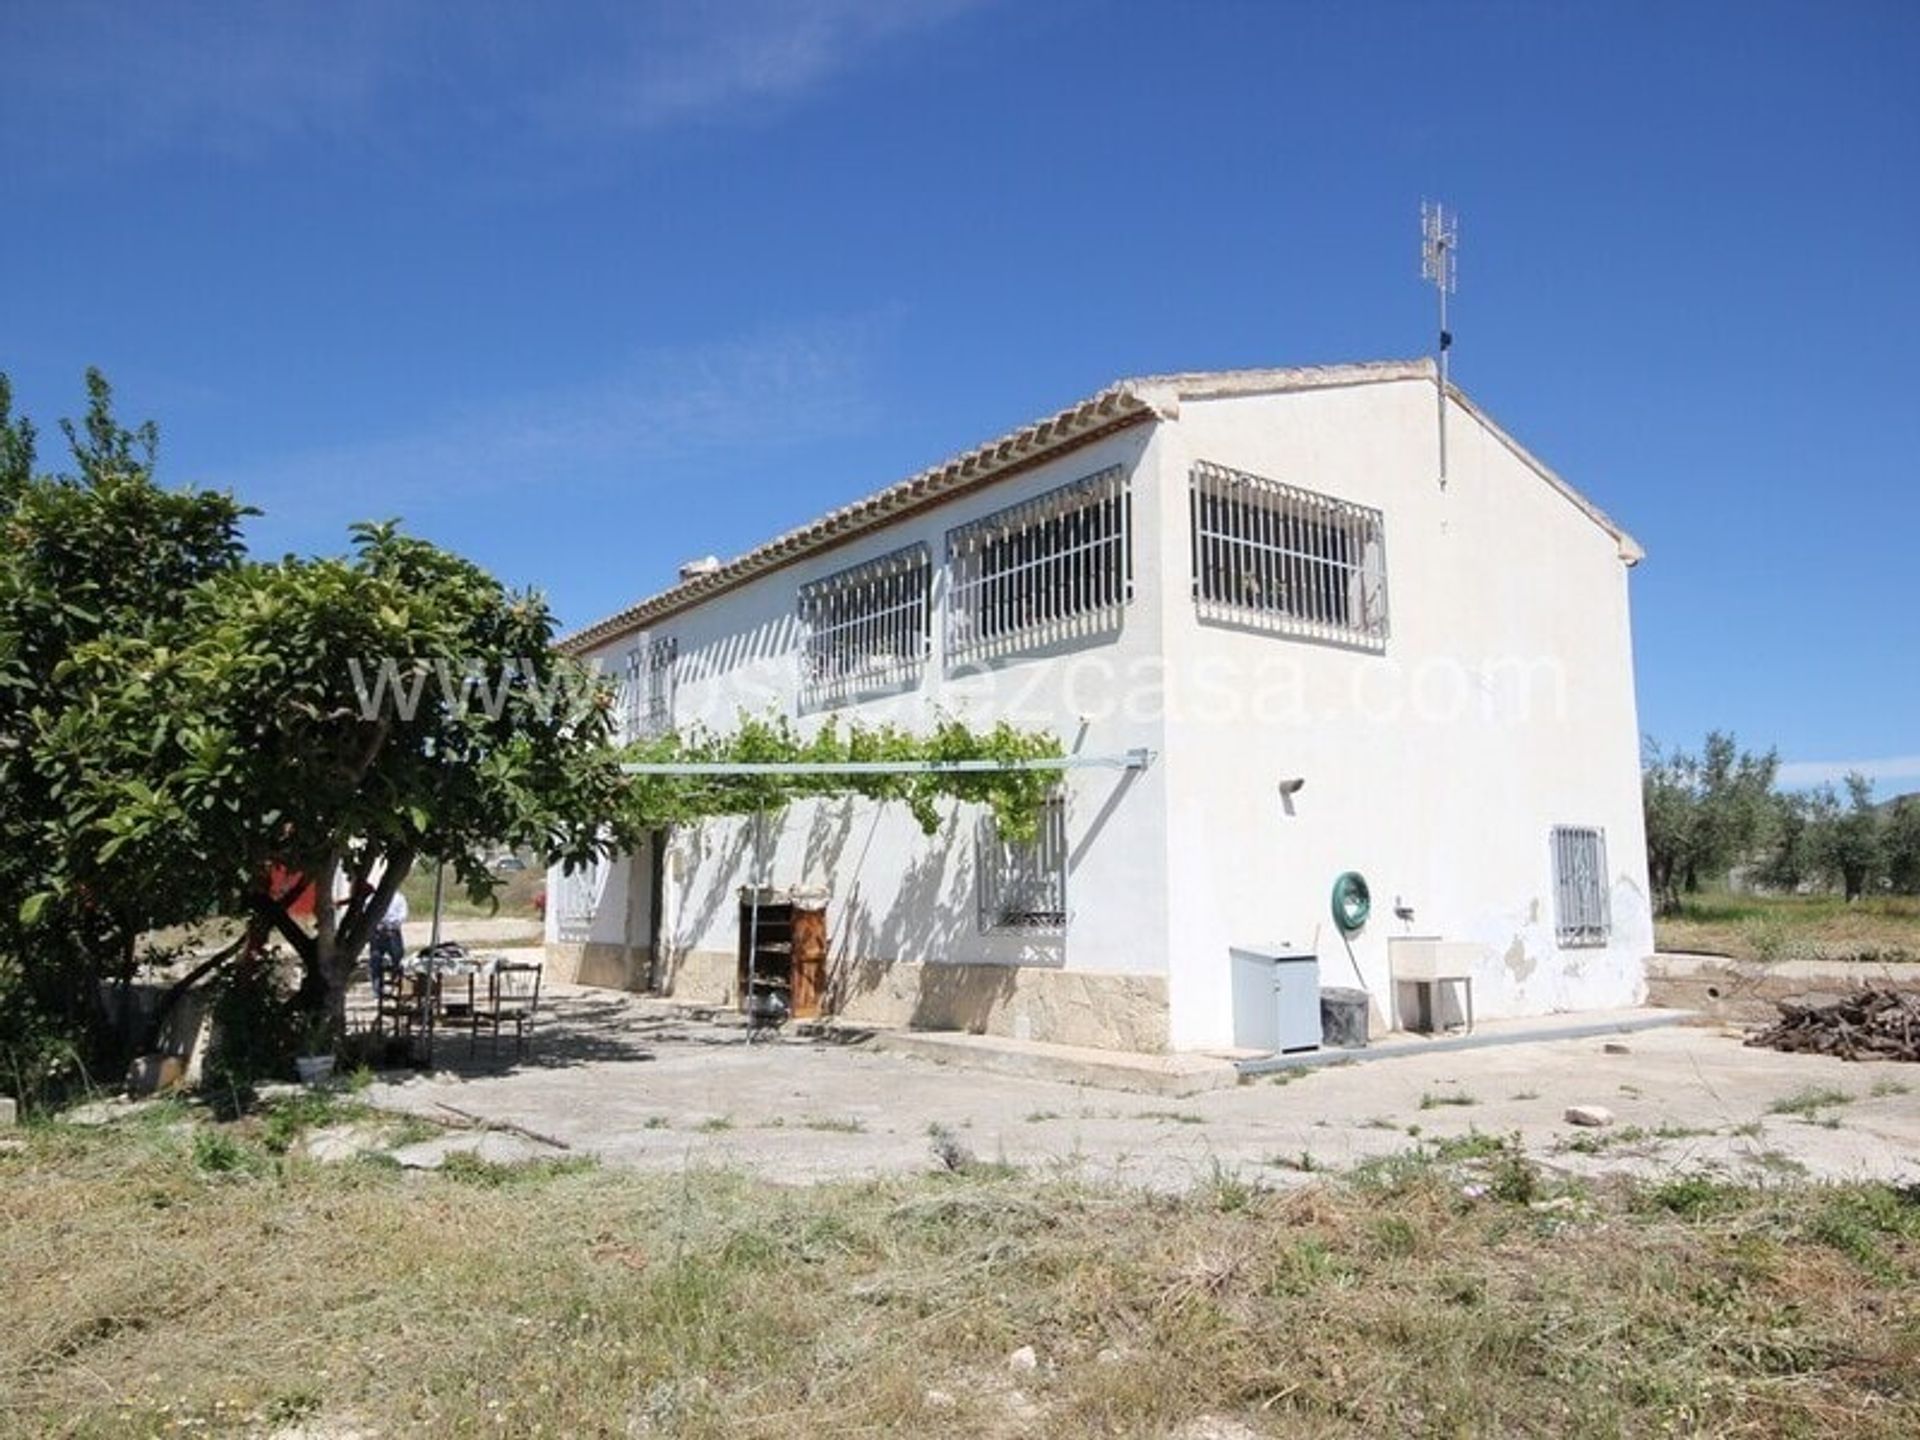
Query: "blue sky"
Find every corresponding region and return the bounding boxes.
[3,1,1915,792]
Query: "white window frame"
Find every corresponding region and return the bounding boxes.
[555,856,608,936]
[1190,460,1388,648]
[946,466,1131,668]
[976,795,1068,933]
[621,634,677,742]
[1551,826,1611,948]
[797,543,931,708]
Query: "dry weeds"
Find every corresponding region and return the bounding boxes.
[2,1102,1918,1437]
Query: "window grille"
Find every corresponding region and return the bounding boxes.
[797,543,931,706]
[946,466,1131,667]
[977,796,1068,932]
[556,856,607,934]
[1189,461,1388,647]
[621,634,677,741]
[1551,826,1611,947]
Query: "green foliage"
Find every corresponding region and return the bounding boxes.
[190,1126,269,1177]
[1823,773,1884,902]
[201,960,301,1097]
[1641,732,1779,914]
[1886,797,1920,895]
[617,712,1062,842]
[43,511,640,1037]
[0,370,252,1094]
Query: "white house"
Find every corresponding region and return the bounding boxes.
[547,359,1654,1054]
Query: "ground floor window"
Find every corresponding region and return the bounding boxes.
[977,795,1068,932]
[555,857,608,936]
[1551,826,1610,947]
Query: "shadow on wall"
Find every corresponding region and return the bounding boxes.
[655,819,756,995]
[649,761,1139,1027]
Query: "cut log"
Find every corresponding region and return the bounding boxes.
[1745,987,1920,1062]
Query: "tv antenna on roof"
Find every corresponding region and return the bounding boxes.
[1421,201,1458,486]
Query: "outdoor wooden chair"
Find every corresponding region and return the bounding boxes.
[374,970,438,1066]
[470,960,542,1059]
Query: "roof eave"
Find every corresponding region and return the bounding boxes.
[556,383,1160,655]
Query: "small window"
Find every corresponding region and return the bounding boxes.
[947,466,1131,667]
[1551,826,1610,947]
[977,796,1068,932]
[621,634,677,742]
[555,857,608,935]
[797,543,931,707]
[1190,460,1387,647]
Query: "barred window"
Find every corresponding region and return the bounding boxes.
[947,467,1131,667]
[1551,826,1611,947]
[797,543,930,707]
[621,634,677,742]
[1190,461,1387,647]
[555,856,608,936]
[977,796,1068,932]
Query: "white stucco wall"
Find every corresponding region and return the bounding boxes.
[552,422,1175,994]
[1155,380,1653,1049]
[548,373,1653,1052]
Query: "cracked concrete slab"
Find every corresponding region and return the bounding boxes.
[359,984,1920,1191]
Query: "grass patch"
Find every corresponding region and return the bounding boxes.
[1134,1110,1206,1125]
[3,1121,1919,1436]
[1768,1086,1854,1118]
[1419,1089,1478,1110]
[438,1151,597,1186]
[798,1115,866,1134]
[1656,890,1920,963]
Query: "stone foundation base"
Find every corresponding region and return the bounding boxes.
[544,942,651,991]
[655,947,1169,1054]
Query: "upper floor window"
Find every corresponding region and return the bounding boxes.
[797,543,931,708]
[977,795,1069,932]
[946,466,1132,668]
[621,633,677,742]
[1550,825,1611,947]
[1190,461,1387,648]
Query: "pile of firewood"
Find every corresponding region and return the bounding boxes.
[1745,986,1920,1062]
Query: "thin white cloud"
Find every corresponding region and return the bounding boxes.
[0,0,987,164]
[535,0,987,135]
[238,314,889,526]
[1777,755,1920,789]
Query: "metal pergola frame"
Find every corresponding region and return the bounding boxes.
[617,748,1153,778]
[617,747,1153,1038]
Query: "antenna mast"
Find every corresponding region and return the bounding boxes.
[1421,201,1458,485]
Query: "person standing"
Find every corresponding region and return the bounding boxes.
[369,887,410,998]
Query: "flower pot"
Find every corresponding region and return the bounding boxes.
[294,1054,336,1086]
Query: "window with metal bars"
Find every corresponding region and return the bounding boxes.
[946,467,1131,668]
[1551,826,1611,947]
[976,796,1068,932]
[555,856,607,935]
[797,543,930,707]
[1189,461,1388,647]
[621,634,677,742]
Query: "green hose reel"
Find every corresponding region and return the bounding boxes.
[1330,871,1371,935]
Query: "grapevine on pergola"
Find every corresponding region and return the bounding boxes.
[614,713,1064,842]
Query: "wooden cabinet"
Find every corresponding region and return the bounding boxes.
[737,888,828,1020]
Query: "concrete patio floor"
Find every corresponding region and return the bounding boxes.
[362,981,1920,1191]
